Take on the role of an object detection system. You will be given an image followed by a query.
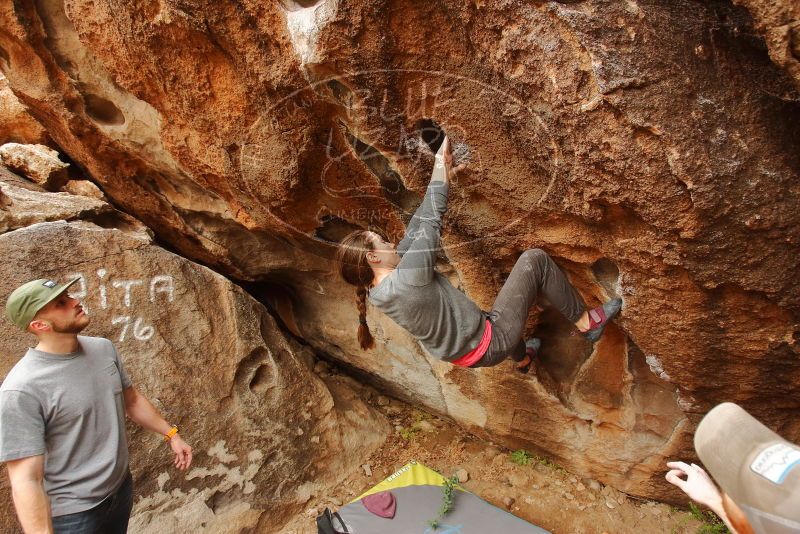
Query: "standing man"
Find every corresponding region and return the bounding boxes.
[0,277,193,533]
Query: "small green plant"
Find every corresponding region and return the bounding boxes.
[427,475,459,530]
[689,503,730,534]
[413,410,429,422]
[509,449,534,466]
[397,425,419,441]
[533,454,565,472]
[508,449,567,471]
[670,509,692,534]
[397,411,432,441]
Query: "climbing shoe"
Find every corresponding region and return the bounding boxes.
[581,298,623,342]
[517,338,541,374]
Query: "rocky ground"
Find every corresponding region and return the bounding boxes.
[278,359,716,534]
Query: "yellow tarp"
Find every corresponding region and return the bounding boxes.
[353,461,465,502]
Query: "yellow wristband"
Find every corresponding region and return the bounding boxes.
[164,426,178,442]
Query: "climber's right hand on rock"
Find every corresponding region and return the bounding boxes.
[437,136,465,183]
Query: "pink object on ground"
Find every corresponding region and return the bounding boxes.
[361,491,397,518]
[451,319,492,367]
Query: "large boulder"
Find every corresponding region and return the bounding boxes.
[0,143,70,190]
[0,0,798,501]
[0,165,114,232]
[0,178,389,532]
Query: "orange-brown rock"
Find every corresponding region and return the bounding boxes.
[0,72,48,145]
[0,143,69,189]
[733,0,800,89]
[0,175,389,532]
[62,178,106,200]
[0,0,798,504]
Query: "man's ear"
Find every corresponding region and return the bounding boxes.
[28,319,51,334]
[365,251,378,264]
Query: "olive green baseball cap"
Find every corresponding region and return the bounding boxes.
[5,277,81,330]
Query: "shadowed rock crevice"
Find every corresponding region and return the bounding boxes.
[0,45,10,68]
[232,347,274,398]
[313,213,362,244]
[83,93,125,125]
[341,122,419,212]
[533,306,594,400]
[82,210,148,234]
[242,277,305,340]
[205,489,238,514]
[416,118,446,153]
[326,79,353,107]
[591,257,621,299]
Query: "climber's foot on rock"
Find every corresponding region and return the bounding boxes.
[516,338,541,374]
[579,298,623,342]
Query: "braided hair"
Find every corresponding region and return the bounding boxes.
[335,230,376,350]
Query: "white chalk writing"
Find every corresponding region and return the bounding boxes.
[111,316,155,342]
[67,271,175,344]
[149,275,175,303]
[112,280,143,307]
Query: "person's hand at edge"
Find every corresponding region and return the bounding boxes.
[170,435,193,470]
[665,461,722,509]
[665,461,748,534]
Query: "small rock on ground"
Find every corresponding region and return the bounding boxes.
[456,468,469,483]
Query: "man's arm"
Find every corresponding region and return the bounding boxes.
[7,455,52,534]
[123,387,192,470]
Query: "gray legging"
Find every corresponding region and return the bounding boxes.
[471,249,586,368]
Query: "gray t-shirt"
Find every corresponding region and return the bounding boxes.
[369,180,485,361]
[0,335,132,516]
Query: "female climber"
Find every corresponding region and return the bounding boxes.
[335,136,622,373]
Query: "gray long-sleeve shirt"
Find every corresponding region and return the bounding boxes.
[368,174,486,361]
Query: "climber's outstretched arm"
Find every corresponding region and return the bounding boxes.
[396,137,464,257]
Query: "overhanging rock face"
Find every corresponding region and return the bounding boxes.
[0,0,798,502]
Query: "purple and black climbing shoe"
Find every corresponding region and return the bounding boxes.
[582,298,623,342]
[517,338,541,374]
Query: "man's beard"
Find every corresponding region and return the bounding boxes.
[51,316,89,334]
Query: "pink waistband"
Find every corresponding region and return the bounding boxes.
[451,319,492,367]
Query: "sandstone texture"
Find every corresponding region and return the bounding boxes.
[0,177,389,532]
[0,165,116,233]
[733,0,800,89]
[0,72,48,145]
[62,178,106,199]
[0,0,798,504]
[0,142,69,189]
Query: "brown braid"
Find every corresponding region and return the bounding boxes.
[335,230,376,350]
[355,285,373,350]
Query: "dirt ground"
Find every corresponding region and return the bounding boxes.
[278,370,714,534]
